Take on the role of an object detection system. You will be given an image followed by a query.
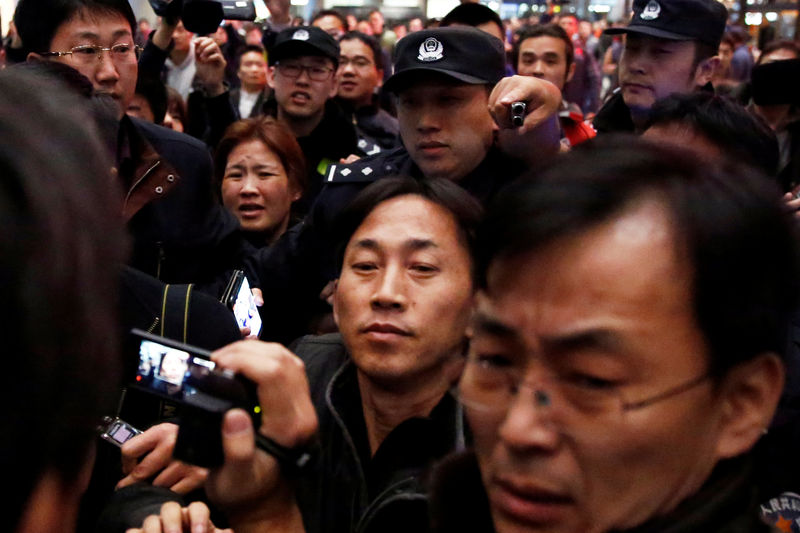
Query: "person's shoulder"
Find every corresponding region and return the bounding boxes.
[324,146,410,185]
[291,333,351,384]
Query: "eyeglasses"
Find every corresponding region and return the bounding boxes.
[456,355,710,442]
[275,61,334,81]
[339,57,374,69]
[41,43,141,65]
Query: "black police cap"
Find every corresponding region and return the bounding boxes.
[605,0,727,48]
[383,27,506,93]
[268,26,340,67]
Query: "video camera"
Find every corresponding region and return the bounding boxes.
[129,329,261,467]
[149,0,257,35]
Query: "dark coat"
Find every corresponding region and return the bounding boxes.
[121,117,247,285]
[292,333,466,533]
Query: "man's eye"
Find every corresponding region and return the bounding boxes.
[352,262,377,272]
[565,372,618,390]
[74,46,98,55]
[224,173,242,180]
[311,67,328,75]
[410,263,438,274]
[113,44,132,53]
[474,354,514,370]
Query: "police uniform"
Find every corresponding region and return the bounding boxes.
[594,0,727,133]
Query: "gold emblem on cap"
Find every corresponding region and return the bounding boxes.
[640,0,661,20]
[417,37,444,62]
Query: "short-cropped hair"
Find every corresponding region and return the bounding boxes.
[340,31,384,71]
[513,24,574,73]
[477,136,800,377]
[14,0,136,55]
[646,92,779,177]
[334,176,483,279]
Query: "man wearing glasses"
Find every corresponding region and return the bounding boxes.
[430,136,797,533]
[266,25,359,211]
[13,0,244,285]
[336,31,400,153]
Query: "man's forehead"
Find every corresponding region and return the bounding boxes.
[521,36,568,55]
[340,39,375,60]
[62,8,133,35]
[625,33,693,47]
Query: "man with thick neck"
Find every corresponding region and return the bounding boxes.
[593,0,726,134]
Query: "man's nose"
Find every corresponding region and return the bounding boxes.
[498,384,560,453]
[95,52,121,84]
[370,265,407,311]
[240,174,259,195]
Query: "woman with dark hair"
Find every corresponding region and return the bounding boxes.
[215,116,307,246]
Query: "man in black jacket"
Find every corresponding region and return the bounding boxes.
[14,0,245,285]
[592,0,726,134]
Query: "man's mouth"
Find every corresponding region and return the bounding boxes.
[417,141,448,155]
[362,322,412,340]
[290,91,311,104]
[489,474,574,527]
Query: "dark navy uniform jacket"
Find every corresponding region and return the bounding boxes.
[245,145,526,345]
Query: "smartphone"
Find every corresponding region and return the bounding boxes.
[98,416,142,447]
[221,270,262,337]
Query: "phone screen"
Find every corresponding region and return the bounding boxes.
[232,276,262,336]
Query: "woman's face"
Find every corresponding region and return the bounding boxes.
[221,139,299,240]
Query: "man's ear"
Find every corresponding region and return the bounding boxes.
[693,55,719,87]
[714,352,785,460]
[27,52,44,62]
[565,61,576,84]
[376,69,384,88]
[328,72,340,99]
[331,279,341,327]
[266,66,277,89]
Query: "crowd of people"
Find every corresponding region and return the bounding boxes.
[3,0,800,532]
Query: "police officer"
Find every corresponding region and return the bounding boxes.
[592,0,727,133]
[246,26,561,345]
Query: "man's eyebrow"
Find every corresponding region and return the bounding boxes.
[539,328,624,356]
[352,238,438,251]
[473,311,519,340]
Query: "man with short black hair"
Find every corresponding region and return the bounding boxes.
[430,135,798,533]
[593,0,726,133]
[336,31,399,152]
[14,0,245,284]
[513,24,596,146]
[311,9,348,40]
[231,44,268,119]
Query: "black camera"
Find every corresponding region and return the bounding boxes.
[129,329,261,467]
[148,0,256,35]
